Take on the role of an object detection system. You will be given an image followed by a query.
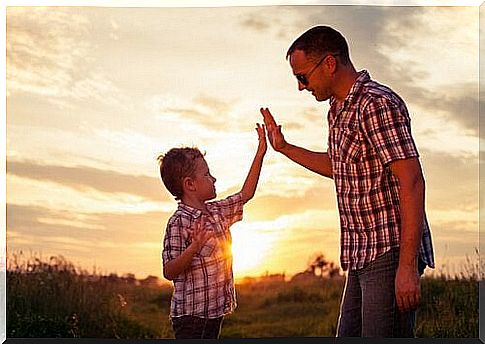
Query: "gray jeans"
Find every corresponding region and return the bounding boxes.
[336,248,425,338]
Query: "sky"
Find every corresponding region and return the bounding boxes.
[4,2,481,281]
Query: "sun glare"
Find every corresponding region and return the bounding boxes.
[230,222,274,278]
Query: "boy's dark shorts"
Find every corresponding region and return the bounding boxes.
[171,315,224,339]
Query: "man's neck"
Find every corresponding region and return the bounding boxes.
[333,66,359,102]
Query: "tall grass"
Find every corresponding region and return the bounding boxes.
[6,252,479,338]
[417,276,478,337]
[7,253,158,338]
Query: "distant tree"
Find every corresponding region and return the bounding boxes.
[140,275,161,287]
[307,252,341,278]
[122,273,137,285]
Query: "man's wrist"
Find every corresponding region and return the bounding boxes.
[278,142,290,155]
[398,254,418,270]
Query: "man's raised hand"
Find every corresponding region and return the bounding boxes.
[259,107,287,152]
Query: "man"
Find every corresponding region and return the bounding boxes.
[261,25,434,337]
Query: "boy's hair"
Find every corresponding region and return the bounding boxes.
[157,147,204,201]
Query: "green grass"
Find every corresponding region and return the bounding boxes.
[6,253,479,338]
[7,254,158,338]
[417,276,478,337]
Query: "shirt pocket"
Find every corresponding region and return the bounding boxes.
[331,126,362,164]
[197,237,217,257]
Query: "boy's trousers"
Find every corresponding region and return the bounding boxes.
[171,315,224,339]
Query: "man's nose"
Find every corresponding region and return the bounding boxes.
[298,80,306,91]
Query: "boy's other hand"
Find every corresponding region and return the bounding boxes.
[255,123,267,156]
[191,226,215,253]
[259,107,287,152]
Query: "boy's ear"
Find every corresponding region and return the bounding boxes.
[182,176,196,193]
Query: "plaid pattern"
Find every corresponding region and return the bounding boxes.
[327,70,434,271]
[162,192,244,318]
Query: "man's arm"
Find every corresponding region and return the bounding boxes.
[260,107,333,179]
[279,143,333,179]
[241,123,266,204]
[389,157,425,312]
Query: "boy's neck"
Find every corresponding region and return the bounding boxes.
[181,195,209,214]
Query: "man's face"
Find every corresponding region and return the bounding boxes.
[289,49,333,102]
[192,157,217,202]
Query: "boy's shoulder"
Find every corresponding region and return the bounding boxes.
[166,205,200,230]
[206,191,244,209]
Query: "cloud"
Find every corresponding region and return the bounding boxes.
[239,15,272,32]
[6,202,172,277]
[7,7,122,108]
[239,6,479,136]
[401,82,478,136]
[7,204,105,241]
[150,93,243,131]
[7,159,166,202]
[245,184,338,221]
[420,150,478,212]
[7,202,171,245]
[194,95,232,114]
[7,173,173,216]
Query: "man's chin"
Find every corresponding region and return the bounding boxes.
[314,94,328,102]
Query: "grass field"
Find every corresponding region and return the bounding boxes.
[6,254,479,338]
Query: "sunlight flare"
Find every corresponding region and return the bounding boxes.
[230,222,275,277]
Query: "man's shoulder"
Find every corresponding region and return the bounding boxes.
[358,78,405,109]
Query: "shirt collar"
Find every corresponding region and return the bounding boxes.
[329,70,370,109]
[177,202,203,219]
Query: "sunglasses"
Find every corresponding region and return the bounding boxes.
[295,53,339,86]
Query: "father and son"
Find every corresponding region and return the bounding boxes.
[158,25,435,339]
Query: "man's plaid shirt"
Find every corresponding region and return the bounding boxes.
[327,70,434,271]
[162,192,243,319]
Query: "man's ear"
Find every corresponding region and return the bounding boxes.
[182,176,196,193]
[324,54,338,75]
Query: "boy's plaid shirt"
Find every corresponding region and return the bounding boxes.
[162,192,243,319]
[327,70,434,271]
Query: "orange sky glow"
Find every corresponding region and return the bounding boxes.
[5,4,481,281]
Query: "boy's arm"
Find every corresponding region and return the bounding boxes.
[241,123,267,204]
[163,226,214,281]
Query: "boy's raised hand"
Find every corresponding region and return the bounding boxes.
[255,123,267,156]
[260,107,287,152]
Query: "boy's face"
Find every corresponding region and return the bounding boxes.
[191,157,217,201]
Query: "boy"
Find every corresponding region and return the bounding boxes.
[158,123,267,339]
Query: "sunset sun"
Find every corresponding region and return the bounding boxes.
[230,222,274,277]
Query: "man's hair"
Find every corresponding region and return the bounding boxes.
[286,25,350,65]
[157,147,204,201]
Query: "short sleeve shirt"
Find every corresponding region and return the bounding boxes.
[328,70,435,271]
[162,192,244,318]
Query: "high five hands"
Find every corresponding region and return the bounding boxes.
[260,107,287,152]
